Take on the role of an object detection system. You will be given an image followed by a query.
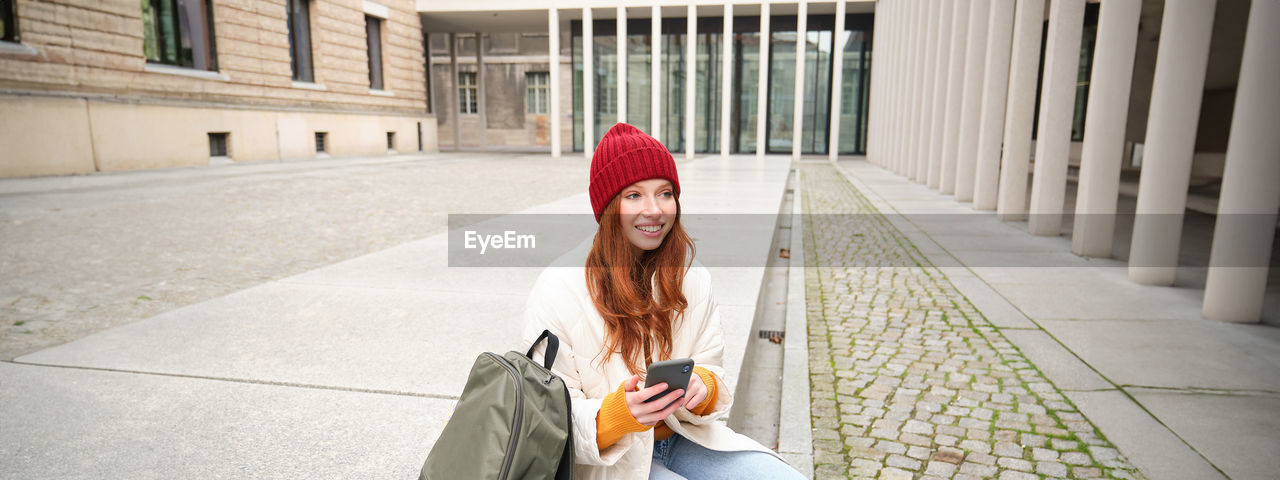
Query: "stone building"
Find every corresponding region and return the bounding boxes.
[425,32,570,150]
[0,0,434,177]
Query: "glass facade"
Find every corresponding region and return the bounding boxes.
[1032,2,1099,142]
[625,26,651,131]
[658,19,686,151]
[734,30,762,153]
[573,14,873,155]
[693,19,723,153]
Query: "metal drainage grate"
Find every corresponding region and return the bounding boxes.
[758,330,785,343]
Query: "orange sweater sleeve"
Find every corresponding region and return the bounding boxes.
[595,382,652,450]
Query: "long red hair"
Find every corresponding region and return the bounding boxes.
[585,195,696,374]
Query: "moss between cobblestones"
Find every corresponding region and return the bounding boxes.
[799,164,1143,480]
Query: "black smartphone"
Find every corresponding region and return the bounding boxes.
[643,358,694,405]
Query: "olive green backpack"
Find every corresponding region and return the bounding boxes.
[420,330,574,480]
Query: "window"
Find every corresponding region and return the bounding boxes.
[1,0,18,42]
[208,132,229,157]
[459,72,478,114]
[141,0,218,70]
[597,56,616,115]
[386,131,396,150]
[365,15,383,89]
[287,0,313,82]
[315,132,328,154]
[526,72,550,115]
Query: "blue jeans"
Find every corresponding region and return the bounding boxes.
[649,434,806,480]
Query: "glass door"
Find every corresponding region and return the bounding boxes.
[766,30,798,154]
[764,15,833,155]
[733,30,762,153]
[836,29,870,154]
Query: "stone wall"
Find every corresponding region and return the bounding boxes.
[0,0,434,176]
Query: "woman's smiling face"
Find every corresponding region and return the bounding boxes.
[617,178,677,251]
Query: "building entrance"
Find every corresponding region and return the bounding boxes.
[572,13,872,155]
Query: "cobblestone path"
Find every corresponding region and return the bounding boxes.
[800,163,1142,480]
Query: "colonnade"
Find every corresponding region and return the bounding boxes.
[867,0,1279,323]
[546,2,829,162]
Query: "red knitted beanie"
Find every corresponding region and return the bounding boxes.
[589,123,680,222]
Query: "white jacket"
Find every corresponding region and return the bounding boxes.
[520,242,777,480]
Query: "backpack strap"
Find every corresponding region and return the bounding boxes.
[526,329,560,371]
[555,382,575,480]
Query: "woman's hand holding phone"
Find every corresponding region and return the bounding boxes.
[682,374,708,409]
[621,374,685,426]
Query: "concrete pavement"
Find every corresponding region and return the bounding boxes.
[1,153,791,478]
[0,153,589,360]
[2,152,1276,479]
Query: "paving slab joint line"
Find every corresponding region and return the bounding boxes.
[1120,384,1280,398]
[830,161,1233,480]
[4,359,459,401]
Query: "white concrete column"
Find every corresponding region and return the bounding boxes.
[867,0,884,165]
[1027,0,1085,235]
[1070,0,1141,254]
[618,7,627,126]
[1204,0,1280,323]
[886,0,902,169]
[1129,0,1217,284]
[905,0,928,180]
[891,0,907,174]
[686,3,697,159]
[912,0,940,182]
[549,9,562,157]
[791,0,808,161]
[652,5,661,140]
[972,0,1015,210]
[477,33,487,147]
[927,0,953,188]
[939,0,970,194]
[721,2,733,156]
[954,0,990,201]
[829,0,846,162]
[757,2,770,158]
[996,0,1046,220]
[449,33,461,151]
[901,0,919,176]
[875,0,895,168]
[584,7,595,157]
